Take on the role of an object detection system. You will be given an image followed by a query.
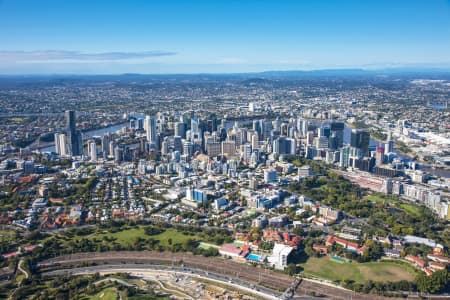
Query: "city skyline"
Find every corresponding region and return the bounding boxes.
[1,1,450,297]
[1,0,450,74]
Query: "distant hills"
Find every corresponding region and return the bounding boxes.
[1,67,450,80]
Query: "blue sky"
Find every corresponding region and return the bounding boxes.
[0,0,449,74]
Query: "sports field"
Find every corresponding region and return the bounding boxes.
[301,257,416,283]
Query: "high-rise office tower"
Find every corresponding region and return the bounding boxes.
[54,133,62,155]
[108,141,115,158]
[173,136,183,152]
[262,120,273,141]
[319,124,331,138]
[375,146,384,166]
[306,131,315,146]
[54,133,68,156]
[144,115,157,143]
[137,118,144,130]
[114,146,123,163]
[252,120,261,139]
[65,110,83,156]
[384,131,394,154]
[174,122,186,139]
[183,140,193,157]
[161,137,169,155]
[251,134,259,150]
[66,110,76,133]
[207,113,218,132]
[242,144,252,161]
[190,117,200,140]
[350,129,370,154]
[330,122,344,148]
[101,134,110,158]
[301,120,309,137]
[88,140,97,162]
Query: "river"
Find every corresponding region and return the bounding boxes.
[40,122,127,153]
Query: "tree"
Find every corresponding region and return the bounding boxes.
[285,263,298,276]
[416,270,449,294]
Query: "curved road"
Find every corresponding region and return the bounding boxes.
[43,265,280,300]
[37,251,439,300]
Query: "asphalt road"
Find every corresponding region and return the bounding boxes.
[43,264,284,300]
[37,251,443,300]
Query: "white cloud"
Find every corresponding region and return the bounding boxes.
[0,50,177,63]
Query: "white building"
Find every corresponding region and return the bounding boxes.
[88,140,97,162]
[54,133,68,156]
[267,243,294,270]
[144,115,157,143]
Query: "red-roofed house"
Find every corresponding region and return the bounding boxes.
[405,255,426,268]
[424,268,433,276]
[2,251,19,259]
[429,261,446,271]
[325,235,367,256]
[219,244,243,258]
[325,236,335,246]
[427,254,450,264]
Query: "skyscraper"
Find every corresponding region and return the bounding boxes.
[88,140,97,162]
[375,146,385,166]
[190,117,200,140]
[144,115,157,143]
[350,129,370,154]
[384,131,394,155]
[65,110,83,156]
[54,132,62,155]
[54,132,68,156]
[101,134,110,158]
[330,122,344,148]
[174,122,186,139]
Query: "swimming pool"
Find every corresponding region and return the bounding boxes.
[330,256,346,263]
[247,253,262,262]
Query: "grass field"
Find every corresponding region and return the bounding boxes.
[365,194,422,218]
[152,228,200,247]
[89,227,201,248]
[90,227,145,245]
[198,242,220,250]
[399,204,421,217]
[300,257,416,283]
[88,287,119,300]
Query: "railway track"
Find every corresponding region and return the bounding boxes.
[39,251,293,291]
[37,251,420,300]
